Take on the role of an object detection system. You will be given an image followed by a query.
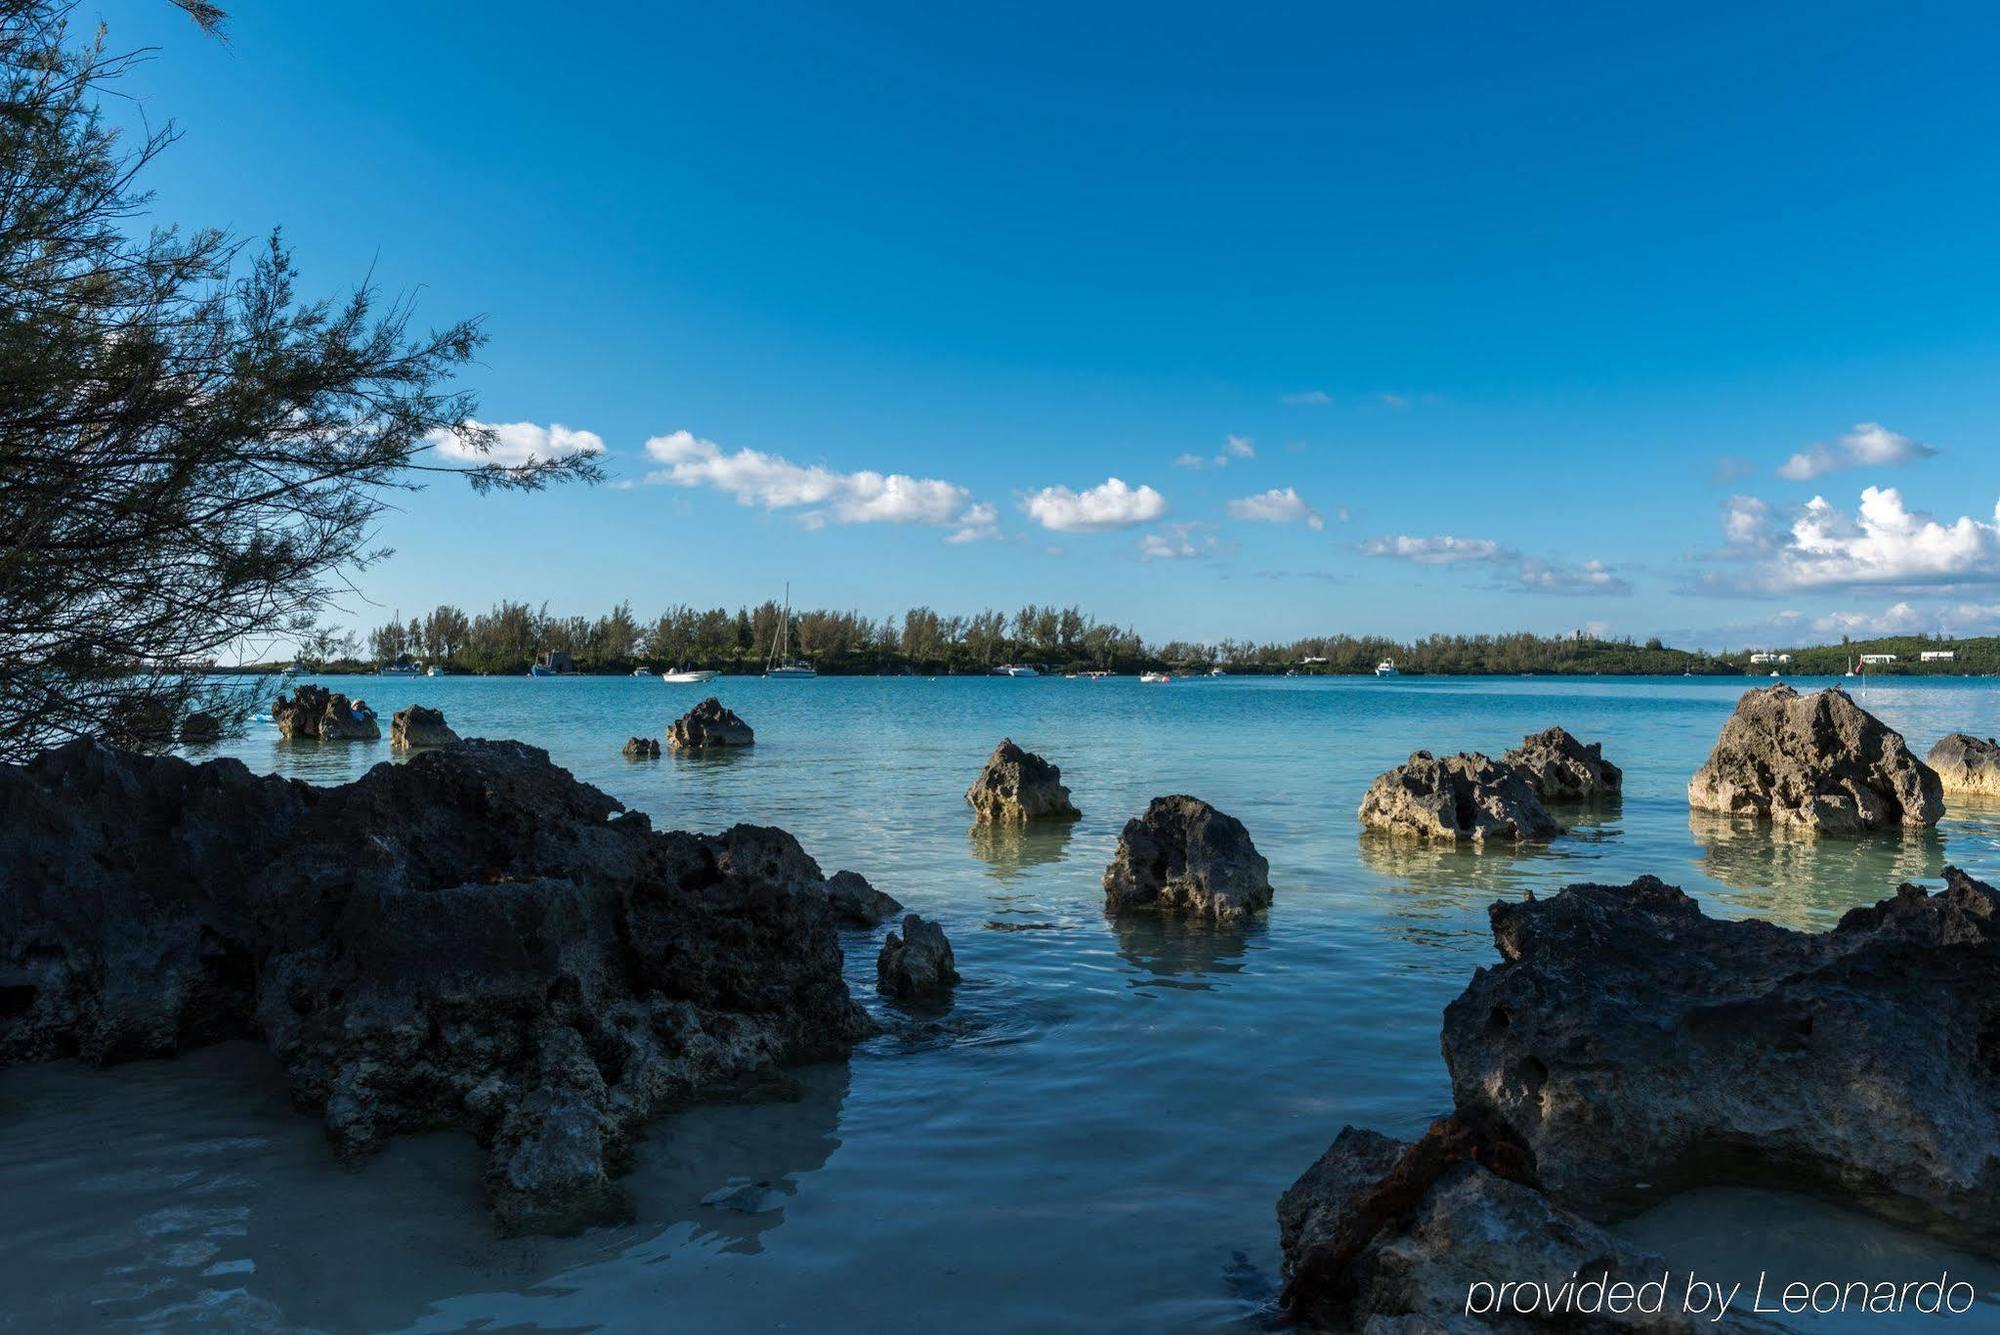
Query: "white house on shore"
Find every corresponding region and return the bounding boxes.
[1747,651,1793,665]
[1859,653,1897,664]
[1921,650,1956,662]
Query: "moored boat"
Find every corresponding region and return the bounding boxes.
[763,583,818,679]
[1140,671,1171,684]
[661,667,720,684]
[1374,659,1400,677]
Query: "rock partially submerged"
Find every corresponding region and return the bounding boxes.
[390,704,459,750]
[666,697,754,750]
[1927,733,2000,798]
[1357,751,1562,843]
[177,710,223,744]
[1442,870,2000,1253]
[825,869,903,927]
[965,738,1080,824]
[1103,795,1272,924]
[1502,726,1621,802]
[0,739,872,1235]
[877,914,958,1000]
[622,736,660,759]
[273,685,379,741]
[1688,685,1941,832]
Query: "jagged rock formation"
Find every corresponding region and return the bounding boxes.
[826,869,903,927]
[1103,795,1272,924]
[1927,733,2000,799]
[273,685,380,741]
[877,914,957,1000]
[0,740,873,1235]
[965,738,1081,824]
[1357,751,1562,843]
[622,736,661,759]
[666,697,754,750]
[1502,726,1621,802]
[1687,685,1941,832]
[1442,870,2000,1253]
[390,704,458,750]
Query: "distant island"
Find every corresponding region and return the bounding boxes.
[224,600,1999,679]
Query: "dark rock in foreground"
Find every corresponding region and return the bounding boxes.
[390,704,458,750]
[1279,1122,1698,1332]
[1357,751,1561,843]
[1103,795,1272,924]
[177,710,223,744]
[876,914,958,1000]
[622,736,661,759]
[0,740,872,1234]
[826,869,903,927]
[1502,725,1621,802]
[1688,684,1940,832]
[1443,870,2000,1253]
[965,738,1080,824]
[273,684,379,741]
[667,696,754,750]
[1927,733,2000,799]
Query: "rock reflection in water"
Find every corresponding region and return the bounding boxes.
[1110,913,1252,992]
[1357,832,1589,956]
[1687,811,1948,929]
[965,819,1073,881]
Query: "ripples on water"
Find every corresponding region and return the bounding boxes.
[5,674,2000,1331]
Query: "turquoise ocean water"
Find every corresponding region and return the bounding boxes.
[3,673,1998,1331]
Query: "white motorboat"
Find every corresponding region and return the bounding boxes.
[377,660,422,677]
[995,664,1040,678]
[1374,659,1400,677]
[661,667,720,684]
[763,583,818,679]
[426,665,442,677]
[1140,671,1171,684]
[1207,667,1227,677]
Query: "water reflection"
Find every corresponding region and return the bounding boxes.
[1109,913,1252,991]
[965,820,1074,881]
[1687,812,1947,929]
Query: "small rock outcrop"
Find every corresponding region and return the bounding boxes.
[1688,684,1941,831]
[622,736,661,759]
[965,738,1081,824]
[390,704,458,750]
[273,685,380,741]
[1441,870,2000,1253]
[1103,795,1272,924]
[1357,751,1562,843]
[876,914,958,1000]
[1927,733,2000,798]
[1279,1122,1692,1333]
[1502,725,1621,802]
[825,869,903,927]
[0,739,872,1235]
[666,697,754,750]
[177,710,223,744]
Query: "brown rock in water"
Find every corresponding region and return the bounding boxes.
[390,704,458,750]
[876,914,957,1000]
[965,738,1080,824]
[826,869,903,928]
[1357,751,1561,843]
[622,736,661,759]
[177,710,223,744]
[1688,684,1940,831]
[666,697,754,750]
[273,685,380,741]
[0,739,873,1235]
[1440,870,2000,1254]
[1103,795,1272,923]
[1927,733,2000,799]
[1501,725,1621,802]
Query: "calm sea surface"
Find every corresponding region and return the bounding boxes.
[5,673,2000,1331]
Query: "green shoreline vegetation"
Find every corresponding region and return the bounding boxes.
[239,603,2000,678]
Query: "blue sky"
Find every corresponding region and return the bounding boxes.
[100,1,2000,647]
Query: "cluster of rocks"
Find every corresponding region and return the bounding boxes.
[390,704,458,750]
[0,739,880,1235]
[272,684,379,741]
[667,697,755,750]
[622,736,661,759]
[1926,732,2000,798]
[1688,684,1940,832]
[1103,794,1272,924]
[1280,867,2000,1329]
[1356,726,1617,844]
[965,739,1080,824]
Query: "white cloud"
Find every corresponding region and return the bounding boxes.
[1227,487,1325,531]
[1518,558,1631,595]
[1722,486,2000,591]
[1138,523,1219,561]
[642,428,991,539]
[1361,534,1508,565]
[1777,422,1937,481]
[1722,495,1774,548]
[1023,477,1168,532]
[1282,390,1332,406]
[1173,453,1206,470]
[1363,533,1628,595]
[426,419,606,467]
[1224,434,1256,461]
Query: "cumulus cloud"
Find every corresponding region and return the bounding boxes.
[1227,487,1325,531]
[426,419,606,467]
[1363,533,1628,595]
[1722,495,1775,548]
[642,429,992,538]
[1282,390,1332,406]
[1717,486,2000,591]
[1175,435,1256,469]
[1023,477,1168,532]
[1138,523,1219,561]
[1777,422,1937,481]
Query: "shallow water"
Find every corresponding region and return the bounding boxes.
[5,673,2000,1331]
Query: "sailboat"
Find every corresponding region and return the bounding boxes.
[764,583,818,679]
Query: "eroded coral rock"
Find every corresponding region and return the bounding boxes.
[1357,751,1561,843]
[876,914,958,1000]
[621,736,660,759]
[666,697,754,750]
[1926,733,2000,799]
[1103,795,1272,924]
[390,704,458,750]
[1502,726,1621,802]
[273,684,379,741]
[965,738,1080,824]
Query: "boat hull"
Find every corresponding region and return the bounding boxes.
[661,670,720,684]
